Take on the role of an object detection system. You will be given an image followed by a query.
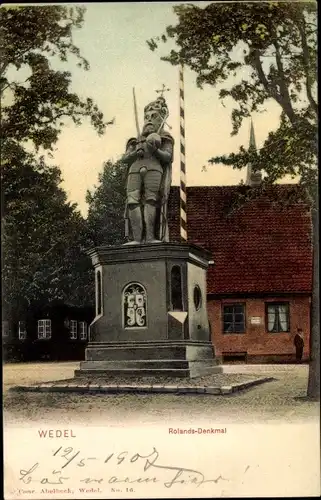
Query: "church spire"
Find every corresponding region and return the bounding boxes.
[249,118,257,150]
[246,118,262,186]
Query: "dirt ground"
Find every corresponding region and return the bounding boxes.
[3,361,319,426]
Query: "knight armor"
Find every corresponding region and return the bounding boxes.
[122,96,174,244]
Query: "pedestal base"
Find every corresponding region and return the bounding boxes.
[76,341,222,378]
[78,243,221,379]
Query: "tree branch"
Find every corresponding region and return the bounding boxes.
[251,48,282,105]
[2,109,87,133]
[297,18,318,114]
[0,43,38,76]
[251,45,299,125]
[0,55,11,76]
[0,80,15,94]
[272,36,297,124]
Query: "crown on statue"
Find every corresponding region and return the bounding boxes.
[144,96,168,120]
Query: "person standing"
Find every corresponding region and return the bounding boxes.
[293,328,304,362]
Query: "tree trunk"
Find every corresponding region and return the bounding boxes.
[307,184,320,400]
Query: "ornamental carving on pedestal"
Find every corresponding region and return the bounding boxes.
[123,283,147,328]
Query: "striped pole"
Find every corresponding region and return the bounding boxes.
[179,64,187,242]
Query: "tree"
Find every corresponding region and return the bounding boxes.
[2,143,94,326]
[0,5,113,152]
[148,1,319,399]
[1,5,117,323]
[86,160,127,247]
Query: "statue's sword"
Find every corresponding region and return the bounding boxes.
[132,87,141,137]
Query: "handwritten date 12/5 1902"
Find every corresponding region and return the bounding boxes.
[18,446,229,489]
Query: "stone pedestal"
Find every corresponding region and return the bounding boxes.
[76,243,221,378]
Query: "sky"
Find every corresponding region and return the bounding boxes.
[8,2,296,216]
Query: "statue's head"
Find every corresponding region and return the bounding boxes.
[142,97,168,135]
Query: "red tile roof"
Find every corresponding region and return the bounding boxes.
[168,186,312,294]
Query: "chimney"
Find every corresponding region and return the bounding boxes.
[246,119,262,187]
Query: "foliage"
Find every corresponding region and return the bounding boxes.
[1,5,116,320]
[148,1,319,399]
[0,5,113,152]
[147,1,317,196]
[86,160,127,246]
[2,143,94,321]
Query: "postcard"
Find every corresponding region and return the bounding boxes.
[2,1,320,499]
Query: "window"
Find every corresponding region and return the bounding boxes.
[97,270,102,315]
[171,265,183,310]
[193,285,202,310]
[38,319,52,339]
[18,321,27,340]
[79,322,87,340]
[70,320,77,340]
[2,321,10,338]
[266,303,290,332]
[223,304,245,333]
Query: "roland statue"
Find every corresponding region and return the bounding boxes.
[122,93,174,244]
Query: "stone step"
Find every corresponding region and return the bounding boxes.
[85,345,216,362]
[81,360,190,370]
[75,368,191,378]
[80,359,218,370]
[76,359,222,378]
